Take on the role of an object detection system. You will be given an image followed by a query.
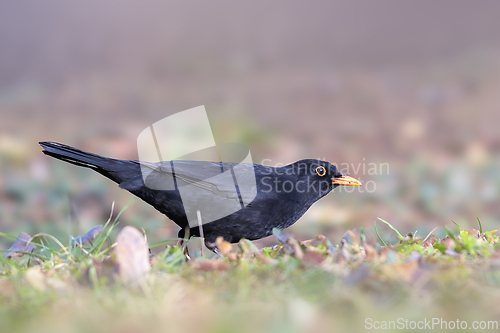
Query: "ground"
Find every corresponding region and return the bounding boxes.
[1,216,499,333]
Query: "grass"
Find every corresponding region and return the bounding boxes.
[1,214,500,333]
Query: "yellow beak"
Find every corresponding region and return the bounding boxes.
[332,175,362,186]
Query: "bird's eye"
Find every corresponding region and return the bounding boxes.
[315,166,326,176]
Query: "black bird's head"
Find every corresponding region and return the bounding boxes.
[281,159,362,200]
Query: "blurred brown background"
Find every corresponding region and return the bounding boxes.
[1,0,500,247]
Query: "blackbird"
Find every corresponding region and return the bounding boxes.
[40,142,361,249]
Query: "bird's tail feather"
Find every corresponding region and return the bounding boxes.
[39,141,137,184]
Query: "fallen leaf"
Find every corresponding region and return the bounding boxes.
[317,235,336,253]
[73,225,103,246]
[302,235,336,254]
[441,237,457,254]
[4,232,35,258]
[287,238,304,260]
[341,230,359,247]
[114,226,151,284]
[216,236,233,256]
[468,229,480,238]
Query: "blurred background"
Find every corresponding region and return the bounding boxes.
[1,0,500,247]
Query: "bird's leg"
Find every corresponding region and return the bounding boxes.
[177,227,191,260]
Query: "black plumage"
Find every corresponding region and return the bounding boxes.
[40,142,361,249]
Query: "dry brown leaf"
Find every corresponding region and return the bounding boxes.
[345,230,359,247]
[114,226,151,284]
[301,238,316,246]
[468,229,480,238]
[441,237,455,251]
[287,238,304,260]
[216,236,233,256]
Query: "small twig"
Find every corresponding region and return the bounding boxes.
[423,227,438,242]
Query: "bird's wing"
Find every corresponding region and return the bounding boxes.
[137,160,257,204]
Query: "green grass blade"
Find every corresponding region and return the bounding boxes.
[476,217,483,234]
[445,226,456,239]
[149,239,180,248]
[377,217,404,240]
[30,233,69,255]
[0,232,18,241]
[90,204,129,255]
[374,221,386,246]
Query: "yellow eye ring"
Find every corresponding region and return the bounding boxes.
[316,166,326,176]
